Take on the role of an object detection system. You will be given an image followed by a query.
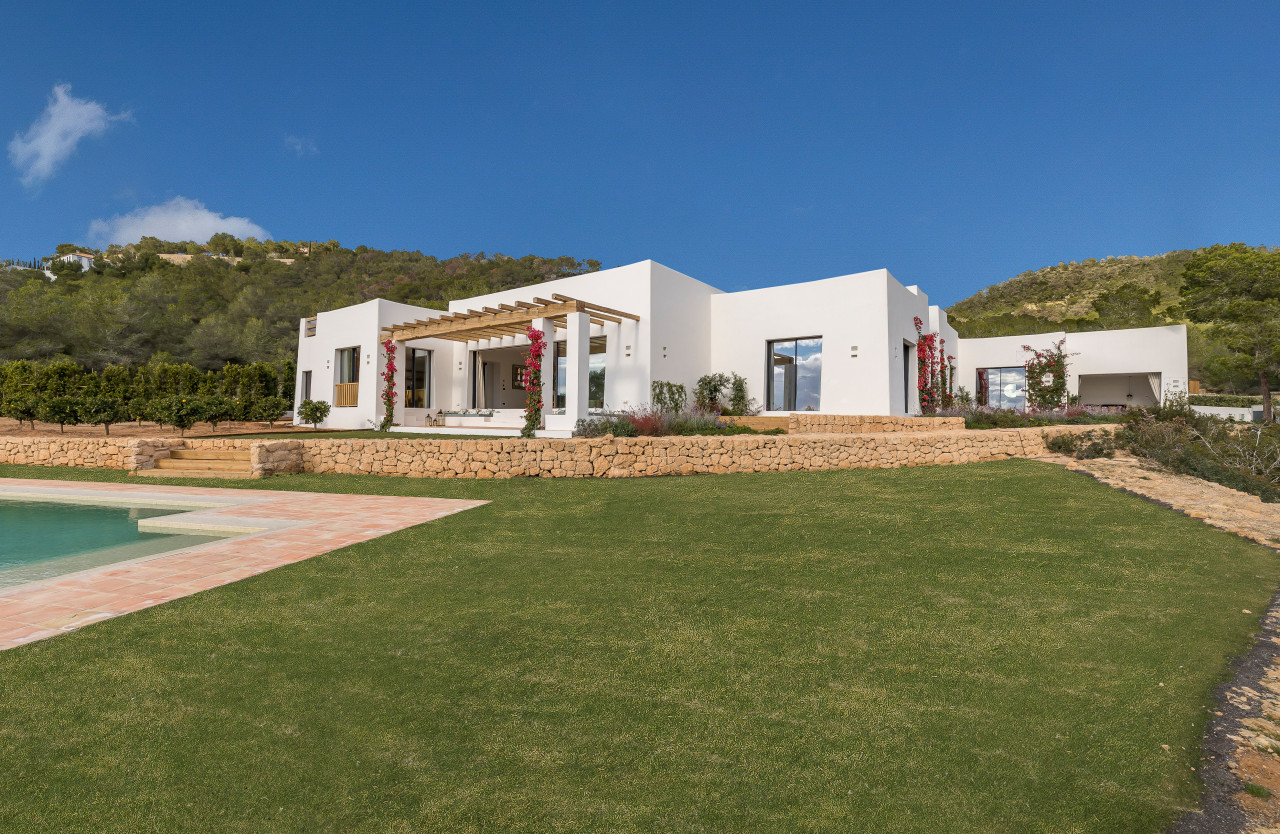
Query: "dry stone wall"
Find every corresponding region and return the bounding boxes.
[788,414,966,433]
[0,424,1109,479]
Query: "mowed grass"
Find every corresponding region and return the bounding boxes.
[0,460,1277,833]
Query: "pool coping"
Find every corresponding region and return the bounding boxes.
[0,479,487,650]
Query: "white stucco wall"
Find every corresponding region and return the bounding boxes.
[955,325,1189,406]
[294,298,449,429]
[709,269,941,416]
[295,262,1192,427]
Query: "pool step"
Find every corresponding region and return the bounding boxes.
[134,447,254,479]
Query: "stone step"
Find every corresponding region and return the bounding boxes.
[155,458,249,472]
[132,468,252,480]
[170,449,250,461]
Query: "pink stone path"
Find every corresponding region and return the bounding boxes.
[0,479,486,650]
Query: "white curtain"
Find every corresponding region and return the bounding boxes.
[1147,373,1162,402]
[475,353,486,409]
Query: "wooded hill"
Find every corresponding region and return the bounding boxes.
[0,237,601,372]
[945,247,1269,393]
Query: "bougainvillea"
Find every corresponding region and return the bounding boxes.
[1022,339,1070,411]
[378,337,397,431]
[914,317,955,414]
[521,325,546,437]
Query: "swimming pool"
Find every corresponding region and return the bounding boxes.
[0,500,222,589]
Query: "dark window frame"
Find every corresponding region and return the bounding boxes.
[766,336,823,412]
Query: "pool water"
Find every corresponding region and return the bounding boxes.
[0,500,222,588]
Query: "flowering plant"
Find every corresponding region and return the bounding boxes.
[914,317,955,414]
[1023,339,1070,411]
[521,325,546,437]
[378,337,397,431]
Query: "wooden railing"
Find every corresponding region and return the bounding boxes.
[334,382,359,407]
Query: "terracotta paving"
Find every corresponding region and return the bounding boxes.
[0,479,486,650]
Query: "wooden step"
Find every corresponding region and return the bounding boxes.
[132,468,252,480]
[170,449,250,461]
[155,458,249,472]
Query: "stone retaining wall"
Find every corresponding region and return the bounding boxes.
[0,424,1108,479]
[788,414,966,434]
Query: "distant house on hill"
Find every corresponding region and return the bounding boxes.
[53,252,95,271]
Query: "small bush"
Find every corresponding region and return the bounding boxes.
[37,396,81,433]
[650,381,688,415]
[1189,394,1263,408]
[1045,430,1116,459]
[78,396,128,436]
[572,415,639,437]
[253,396,291,425]
[297,399,331,430]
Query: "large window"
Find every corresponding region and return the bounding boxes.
[300,370,311,402]
[553,337,607,410]
[768,338,822,411]
[404,348,431,408]
[977,367,1026,410]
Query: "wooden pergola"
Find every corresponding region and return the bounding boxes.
[381,294,639,343]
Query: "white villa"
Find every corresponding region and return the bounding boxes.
[293,260,1188,436]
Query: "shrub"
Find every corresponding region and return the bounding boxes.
[37,396,82,433]
[572,415,639,438]
[670,409,723,435]
[726,373,759,417]
[253,396,290,425]
[3,393,39,428]
[1117,410,1280,502]
[151,395,201,435]
[78,396,128,436]
[650,381,688,415]
[198,395,236,433]
[694,373,730,413]
[1189,394,1263,408]
[1045,429,1116,459]
[297,399,331,430]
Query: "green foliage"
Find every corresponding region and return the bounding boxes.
[1118,396,1280,502]
[693,373,730,413]
[1044,429,1116,459]
[298,399,331,430]
[572,415,639,437]
[253,396,291,425]
[198,395,236,432]
[1189,393,1263,408]
[1180,243,1280,420]
[650,380,688,414]
[946,246,1269,395]
[726,373,758,416]
[0,236,601,371]
[150,395,201,435]
[36,396,81,432]
[77,395,127,435]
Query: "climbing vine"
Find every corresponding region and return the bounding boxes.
[521,325,546,437]
[1022,339,1070,411]
[378,338,397,431]
[914,317,955,414]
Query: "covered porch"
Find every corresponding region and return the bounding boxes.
[382,294,639,436]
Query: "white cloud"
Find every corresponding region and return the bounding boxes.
[285,134,318,156]
[88,197,270,246]
[9,84,130,187]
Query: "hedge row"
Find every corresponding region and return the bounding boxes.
[0,359,295,435]
[1189,393,1264,408]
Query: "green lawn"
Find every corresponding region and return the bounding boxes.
[0,461,1276,833]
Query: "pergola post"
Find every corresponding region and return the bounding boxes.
[532,317,555,424]
[565,311,590,422]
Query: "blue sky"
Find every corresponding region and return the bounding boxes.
[3,1,1278,306]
